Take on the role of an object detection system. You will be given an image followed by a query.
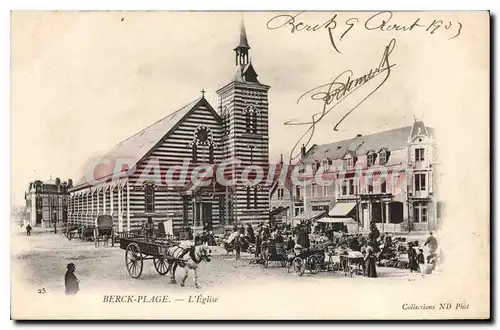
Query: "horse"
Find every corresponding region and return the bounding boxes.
[165,244,211,288]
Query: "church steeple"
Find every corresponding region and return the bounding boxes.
[234,19,250,66]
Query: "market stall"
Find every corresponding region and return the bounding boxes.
[317,217,359,234]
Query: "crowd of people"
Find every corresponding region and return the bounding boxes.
[221,220,441,277]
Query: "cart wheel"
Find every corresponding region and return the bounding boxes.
[66,231,72,241]
[262,253,269,268]
[280,259,287,268]
[153,257,169,275]
[125,243,143,279]
[309,256,321,275]
[293,257,305,276]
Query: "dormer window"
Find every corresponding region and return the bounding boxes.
[379,149,388,165]
[322,159,331,171]
[345,153,356,169]
[367,151,377,167]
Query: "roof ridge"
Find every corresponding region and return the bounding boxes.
[315,125,413,149]
[109,98,202,151]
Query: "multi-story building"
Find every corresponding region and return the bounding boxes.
[68,21,271,235]
[292,120,442,232]
[24,178,73,227]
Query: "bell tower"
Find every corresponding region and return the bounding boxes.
[216,19,270,226]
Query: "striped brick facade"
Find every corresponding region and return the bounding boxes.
[68,21,271,234]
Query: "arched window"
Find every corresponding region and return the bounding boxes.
[209,144,214,164]
[244,104,259,134]
[251,112,258,134]
[246,112,251,133]
[254,186,258,208]
[222,106,230,136]
[246,186,251,208]
[143,182,155,213]
[192,143,198,162]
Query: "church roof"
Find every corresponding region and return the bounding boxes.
[73,97,210,189]
[233,63,259,83]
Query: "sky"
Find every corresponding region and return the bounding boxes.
[11,11,489,206]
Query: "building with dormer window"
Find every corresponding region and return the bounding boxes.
[293,120,442,233]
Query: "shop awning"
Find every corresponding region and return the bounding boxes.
[317,217,357,224]
[294,210,326,221]
[328,202,357,217]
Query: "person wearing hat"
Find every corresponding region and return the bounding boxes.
[65,263,79,295]
[416,248,425,266]
[142,216,155,238]
[407,242,419,273]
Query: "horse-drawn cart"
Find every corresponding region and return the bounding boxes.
[80,225,96,242]
[119,232,179,279]
[64,225,82,240]
[261,240,287,268]
[289,248,325,276]
[94,215,115,247]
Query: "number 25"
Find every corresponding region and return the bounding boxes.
[37,288,46,294]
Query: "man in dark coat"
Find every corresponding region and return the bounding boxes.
[65,263,79,295]
[407,242,419,272]
[286,236,295,252]
[26,224,32,236]
[255,230,262,258]
[297,226,310,249]
[368,222,381,253]
[424,232,438,254]
[349,236,361,251]
[246,224,255,243]
[142,217,155,237]
[416,248,425,266]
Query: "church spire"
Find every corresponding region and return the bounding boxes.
[236,18,250,50]
[234,18,250,66]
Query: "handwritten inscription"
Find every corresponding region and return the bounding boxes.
[284,39,396,162]
[266,11,462,53]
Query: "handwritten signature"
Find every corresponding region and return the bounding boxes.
[285,38,397,162]
[267,11,462,54]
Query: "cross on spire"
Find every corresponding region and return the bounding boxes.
[201,89,206,98]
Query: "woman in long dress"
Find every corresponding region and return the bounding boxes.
[364,247,377,278]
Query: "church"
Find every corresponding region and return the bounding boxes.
[68,22,271,235]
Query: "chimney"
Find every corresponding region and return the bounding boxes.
[356,134,362,137]
[301,144,306,157]
[279,154,283,165]
[68,179,73,188]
